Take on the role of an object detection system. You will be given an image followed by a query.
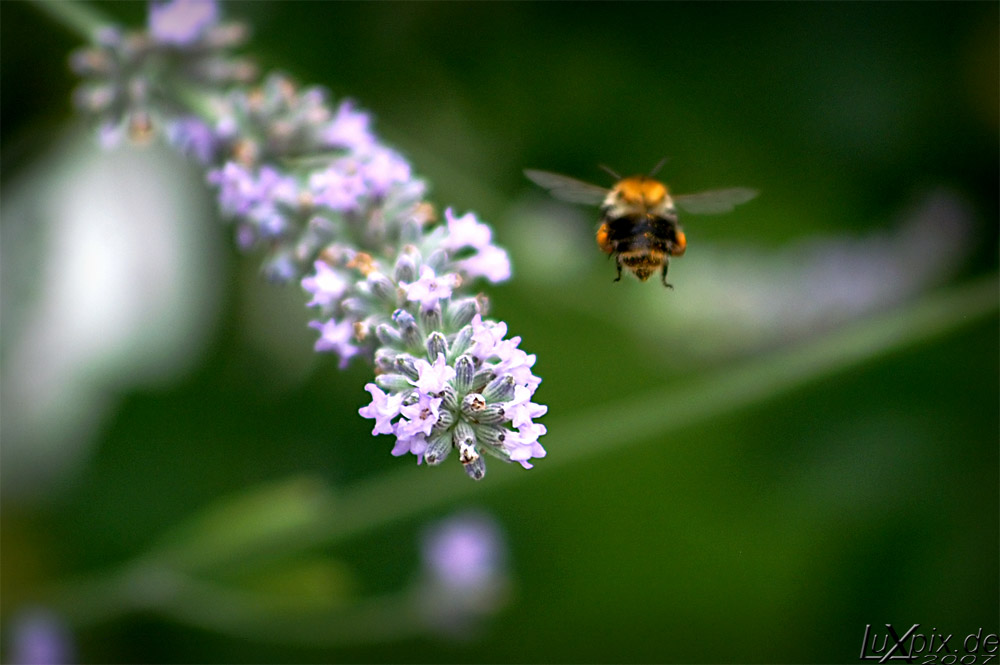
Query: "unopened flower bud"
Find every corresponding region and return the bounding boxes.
[392,309,421,348]
[420,303,442,332]
[461,392,487,416]
[473,367,497,393]
[453,355,476,394]
[426,332,448,360]
[393,252,418,283]
[482,374,515,402]
[368,272,396,302]
[447,298,479,329]
[431,407,455,433]
[453,421,475,450]
[426,248,448,273]
[424,433,452,466]
[440,386,459,413]
[375,372,411,392]
[376,323,402,347]
[462,449,486,481]
[394,355,418,380]
[475,425,508,448]
[470,404,506,425]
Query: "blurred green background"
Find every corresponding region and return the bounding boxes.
[1,1,997,663]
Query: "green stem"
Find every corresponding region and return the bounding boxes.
[29,0,111,41]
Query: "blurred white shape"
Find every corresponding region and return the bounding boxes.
[1,128,222,501]
[657,189,975,360]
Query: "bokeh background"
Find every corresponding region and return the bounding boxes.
[2,1,997,663]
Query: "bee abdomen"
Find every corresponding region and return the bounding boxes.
[617,249,667,282]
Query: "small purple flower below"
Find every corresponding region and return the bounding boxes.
[417,511,510,636]
[7,608,74,665]
[422,512,506,592]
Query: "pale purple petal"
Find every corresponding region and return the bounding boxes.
[309,317,360,368]
[442,208,493,251]
[321,100,375,153]
[412,354,456,395]
[165,116,217,164]
[149,0,218,46]
[302,261,349,308]
[392,432,428,463]
[458,245,511,283]
[400,265,460,310]
[359,383,404,435]
[505,385,548,429]
[362,146,412,197]
[397,394,443,438]
[309,162,368,213]
[468,316,507,360]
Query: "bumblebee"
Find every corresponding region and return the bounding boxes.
[525,165,757,287]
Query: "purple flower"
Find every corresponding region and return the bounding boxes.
[309,317,360,368]
[149,0,218,46]
[396,393,443,439]
[359,383,404,435]
[400,266,461,310]
[506,422,547,468]
[442,209,512,283]
[321,100,375,153]
[442,208,493,252]
[413,354,457,395]
[361,146,412,198]
[422,512,506,592]
[302,261,349,309]
[391,432,428,460]
[8,608,74,665]
[505,385,548,429]
[309,161,369,213]
[468,316,507,361]
[417,511,510,635]
[208,163,298,220]
[98,119,124,150]
[165,116,218,164]
[492,337,541,390]
[458,244,511,283]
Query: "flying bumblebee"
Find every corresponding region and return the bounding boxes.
[525,165,757,288]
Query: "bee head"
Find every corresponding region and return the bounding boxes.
[614,177,669,208]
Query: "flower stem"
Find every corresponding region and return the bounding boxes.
[29,0,110,40]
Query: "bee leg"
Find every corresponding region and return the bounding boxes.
[614,262,622,282]
[660,261,674,289]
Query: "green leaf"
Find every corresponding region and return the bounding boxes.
[145,476,335,573]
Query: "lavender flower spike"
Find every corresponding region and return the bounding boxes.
[69,0,546,479]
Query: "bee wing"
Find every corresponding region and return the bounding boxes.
[524,169,609,205]
[673,188,758,214]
